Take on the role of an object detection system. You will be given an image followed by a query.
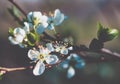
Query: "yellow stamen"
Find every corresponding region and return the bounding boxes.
[37,54,45,62]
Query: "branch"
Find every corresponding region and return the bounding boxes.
[72,46,120,63]
[0,66,33,72]
[8,0,27,16]
[100,48,120,58]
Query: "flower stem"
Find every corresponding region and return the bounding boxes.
[0,66,33,72]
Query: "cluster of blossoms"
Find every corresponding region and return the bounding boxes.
[60,54,85,78]
[8,9,65,47]
[8,8,85,77]
[28,42,73,76]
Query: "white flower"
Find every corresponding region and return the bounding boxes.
[47,42,68,55]
[47,9,65,30]
[27,11,48,34]
[46,43,54,52]
[8,28,26,45]
[60,47,69,55]
[55,45,72,55]
[27,11,48,27]
[28,47,59,76]
[46,42,72,55]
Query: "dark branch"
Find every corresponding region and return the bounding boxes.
[8,0,27,16]
[72,46,120,63]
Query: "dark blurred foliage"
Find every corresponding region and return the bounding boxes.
[0,0,120,84]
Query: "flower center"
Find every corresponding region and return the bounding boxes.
[40,54,44,59]
[37,54,45,61]
[33,17,40,26]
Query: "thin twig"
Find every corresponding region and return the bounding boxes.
[8,0,27,16]
[0,66,33,72]
[100,48,120,58]
[75,47,120,62]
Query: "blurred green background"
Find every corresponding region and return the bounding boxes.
[0,0,120,84]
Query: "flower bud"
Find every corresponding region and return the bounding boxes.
[97,23,119,42]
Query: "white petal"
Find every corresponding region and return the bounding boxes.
[33,61,45,76]
[68,46,73,50]
[62,64,69,69]
[8,36,19,45]
[40,15,48,28]
[14,28,26,38]
[54,9,65,26]
[36,24,45,34]
[46,43,54,52]
[60,60,69,69]
[24,22,30,33]
[41,48,50,55]
[60,48,68,55]
[15,34,24,43]
[28,49,39,60]
[42,22,48,28]
[39,47,49,55]
[41,15,48,23]
[67,66,75,79]
[46,55,59,64]
[27,12,33,22]
[33,11,42,20]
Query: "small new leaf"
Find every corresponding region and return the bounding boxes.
[97,23,119,42]
[8,28,14,36]
[107,29,119,41]
[97,22,103,31]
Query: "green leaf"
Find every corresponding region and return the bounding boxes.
[97,23,119,42]
[97,22,103,31]
[12,6,21,18]
[107,29,119,40]
[8,28,14,36]
[27,32,39,46]
[7,6,24,25]
[97,23,104,39]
